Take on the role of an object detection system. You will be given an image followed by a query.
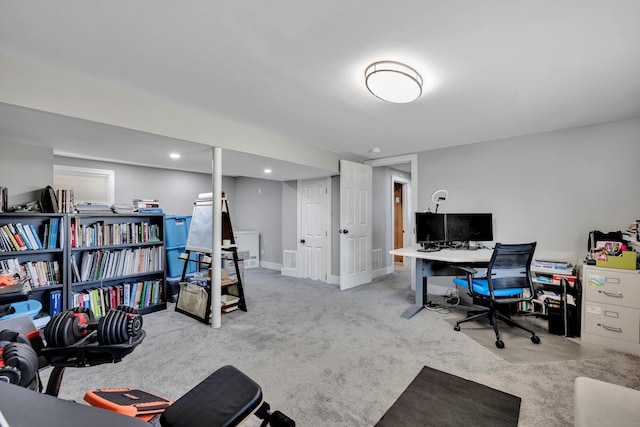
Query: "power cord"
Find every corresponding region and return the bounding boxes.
[424,288,460,314]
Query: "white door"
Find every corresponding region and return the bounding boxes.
[300,178,328,281]
[339,160,372,290]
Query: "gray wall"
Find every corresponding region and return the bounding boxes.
[371,166,411,269]
[417,117,640,264]
[372,167,388,259]
[5,116,640,274]
[0,141,53,206]
[281,181,297,252]
[54,156,227,216]
[232,177,282,266]
[331,175,340,277]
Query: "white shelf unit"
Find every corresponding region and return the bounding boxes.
[233,230,259,269]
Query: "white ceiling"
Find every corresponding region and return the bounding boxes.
[1,1,639,180]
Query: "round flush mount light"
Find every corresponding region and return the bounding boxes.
[365,61,423,103]
[169,153,181,159]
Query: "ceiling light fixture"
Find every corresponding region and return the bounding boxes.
[264,169,272,174]
[169,153,180,159]
[365,61,423,103]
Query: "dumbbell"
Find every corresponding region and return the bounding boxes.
[97,307,143,346]
[0,341,38,388]
[45,306,143,348]
[44,307,97,348]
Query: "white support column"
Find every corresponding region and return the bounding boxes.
[211,147,222,328]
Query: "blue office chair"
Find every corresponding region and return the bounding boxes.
[452,242,540,349]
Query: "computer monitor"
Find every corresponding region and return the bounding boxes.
[445,213,493,243]
[415,212,446,246]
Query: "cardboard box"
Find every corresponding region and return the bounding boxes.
[595,251,637,270]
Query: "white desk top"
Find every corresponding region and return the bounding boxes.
[390,246,493,263]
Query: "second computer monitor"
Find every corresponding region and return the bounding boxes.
[446,213,493,243]
[415,212,446,245]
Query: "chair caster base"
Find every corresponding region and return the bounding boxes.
[495,340,505,349]
[531,335,541,344]
[454,325,461,331]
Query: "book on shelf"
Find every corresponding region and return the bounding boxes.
[532,259,573,271]
[0,186,7,213]
[47,217,59,249]
[5,224,27,251]
[14,223,33,250]
[29,224,44,250]
[0,225,21,251]
[56,189,75,213]
[72,280,162,314]
[50,290,62,317]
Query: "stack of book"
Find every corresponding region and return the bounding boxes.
[112,203,136,213]
[75,202,113,214]
[532,259,572,272]
[133,199,162,214]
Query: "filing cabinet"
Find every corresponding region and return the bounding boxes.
[581,265,640,355]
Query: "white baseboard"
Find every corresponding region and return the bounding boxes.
[372,266,394,279]
[281,267,297,277]
[260,261,282,271]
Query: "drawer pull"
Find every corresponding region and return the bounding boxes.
[599,290,624,298]
[601,324,623,333]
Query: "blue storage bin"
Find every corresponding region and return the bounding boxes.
[165,215,191,247]
[166,245,197,278]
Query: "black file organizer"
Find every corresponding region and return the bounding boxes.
[546,277,581,337]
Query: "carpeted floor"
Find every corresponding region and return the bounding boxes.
[376,365,521,427]
[443,316,603,364]
[41,268,640,426]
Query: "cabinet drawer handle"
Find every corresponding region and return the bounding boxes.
[599,291,623,298]
[601,324,623,333]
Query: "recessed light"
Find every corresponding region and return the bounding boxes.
[169,153,181,159]
[264,169,272,174]
[370,148,381,153]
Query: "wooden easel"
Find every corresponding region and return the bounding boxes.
[177,198,247,318]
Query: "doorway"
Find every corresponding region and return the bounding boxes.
[393,180,406,265]
[298,177,330,282]
[365,154,417,286]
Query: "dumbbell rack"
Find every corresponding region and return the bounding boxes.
[41,331,145,397]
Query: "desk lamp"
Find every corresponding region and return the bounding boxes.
[431,189,448,213]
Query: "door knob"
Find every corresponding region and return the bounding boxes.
[300,239,306,244]
[339,229,349,234]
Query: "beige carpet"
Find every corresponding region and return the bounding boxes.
[444,314,603,364]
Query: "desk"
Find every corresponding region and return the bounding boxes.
[390,246,492,319]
